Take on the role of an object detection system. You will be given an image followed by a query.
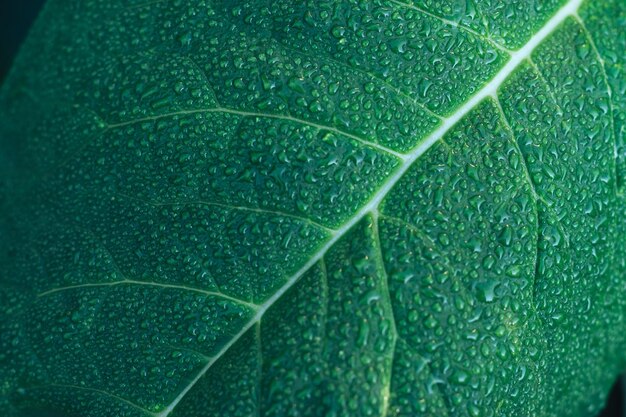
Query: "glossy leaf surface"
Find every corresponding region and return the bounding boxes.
[1,0,625,416]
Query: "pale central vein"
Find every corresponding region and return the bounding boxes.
[156,1,583,415]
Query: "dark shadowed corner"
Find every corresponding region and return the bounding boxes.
[0,0,47,83]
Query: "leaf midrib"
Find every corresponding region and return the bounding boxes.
[156,1,584,415]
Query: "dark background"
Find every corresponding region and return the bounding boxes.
[0,0,46,82]
[0,2,623,416]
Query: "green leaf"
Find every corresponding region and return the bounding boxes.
[1,0,625,416]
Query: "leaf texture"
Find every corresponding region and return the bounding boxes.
[0,0,625,416]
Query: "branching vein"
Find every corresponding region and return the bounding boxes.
[371,210,397,417]
[573,13,619,191]
[37,280,260,311]
[29,384,156,417]
[387,0,513,54]
[105,107,408,160]
[145,1,585,414]
[273,39,445,121]
[116,193,337,234]
[526,57,563,112]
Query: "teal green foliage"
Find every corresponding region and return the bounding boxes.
[0,0,625,416]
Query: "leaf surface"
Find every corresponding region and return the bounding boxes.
[0,0,625,416]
